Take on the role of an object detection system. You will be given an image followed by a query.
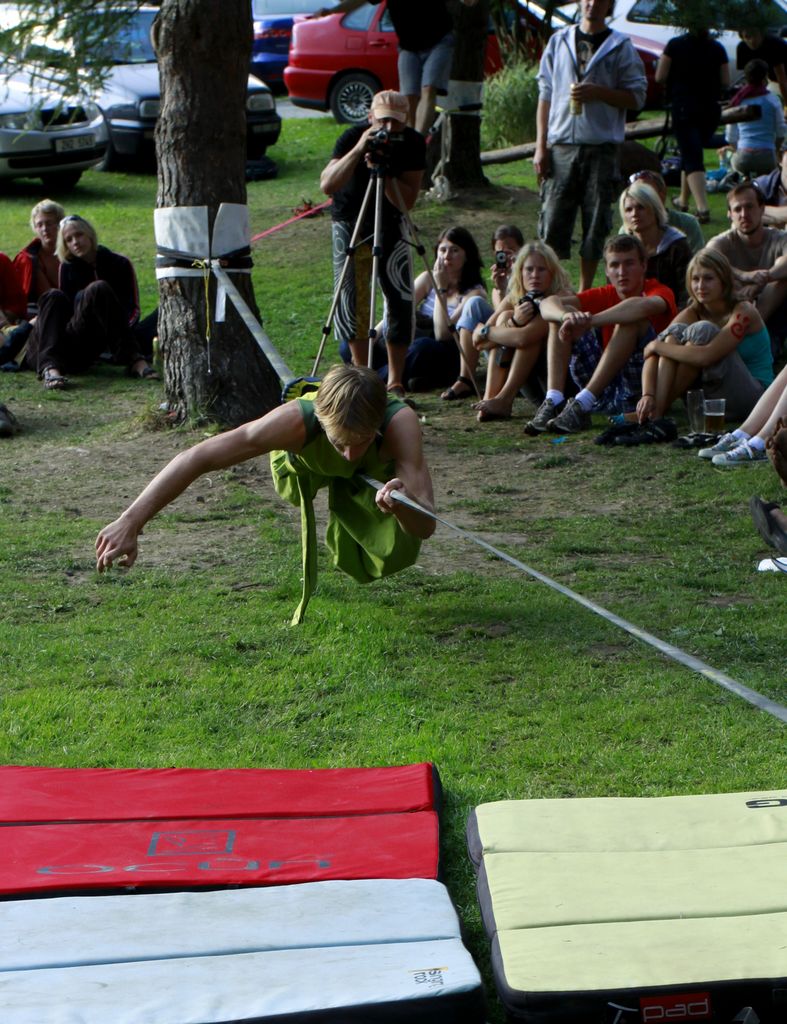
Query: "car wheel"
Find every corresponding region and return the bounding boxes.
[329,72,379,124]
[39,170,82,191]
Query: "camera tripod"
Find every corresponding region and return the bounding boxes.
[311,159,478,397]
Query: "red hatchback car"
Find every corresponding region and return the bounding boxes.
[284,2,502,123]
[284,1,662,125]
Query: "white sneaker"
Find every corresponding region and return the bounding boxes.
[711,442,767,466]
[698,432,740,459]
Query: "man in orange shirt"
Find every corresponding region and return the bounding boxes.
[526,235,676,434]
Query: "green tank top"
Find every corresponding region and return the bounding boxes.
[269,392,421,623]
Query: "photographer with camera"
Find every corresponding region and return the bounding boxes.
[320,90,426,400]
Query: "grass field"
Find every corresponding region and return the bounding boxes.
[0,119,785,1022]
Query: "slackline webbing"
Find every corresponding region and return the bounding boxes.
[218,245,787,725]
[362,475,787,726]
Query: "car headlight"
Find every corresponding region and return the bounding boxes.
[139,99,160,118]
[82,101,101,121]
[247,92,274,113]
[105,102,140,121]
[0,110,41,130]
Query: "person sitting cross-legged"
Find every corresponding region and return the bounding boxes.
[471,240,572,423]
[526,235,676,435]
[637,249,774,434]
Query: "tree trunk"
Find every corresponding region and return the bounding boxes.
[444,0,489,189]
[153,0,281,427]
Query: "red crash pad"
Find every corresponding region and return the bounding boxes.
[0,763,440,824]
[0,764,442,896]
[0,811,440,895]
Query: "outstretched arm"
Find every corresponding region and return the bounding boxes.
[95,402,306,571]
[376,406,435,539]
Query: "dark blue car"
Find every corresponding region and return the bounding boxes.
[251,0,326,86]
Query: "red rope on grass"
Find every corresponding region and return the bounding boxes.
[250,199,333,243]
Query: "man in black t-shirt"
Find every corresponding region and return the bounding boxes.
[314,0,478,134]
[738,28,787,106]
[320,90,425,397]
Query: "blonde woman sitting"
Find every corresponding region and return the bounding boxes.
[637,248,774,427]
[471,241,572,422]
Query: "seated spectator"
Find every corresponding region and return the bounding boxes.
[471,241,572,422]
[698,360,787,465]
[526,235,676,434]
[707,182,787,352]
[756,147,787,225]
[619,180,692,305]
[750,406,787,554]
[737,25,787,107]
[627,170,705,254]
[382,226,488,395]
[0,200,65,367]
[447,224,524,403]
[22,214,157,390]
[725,59,785,177]
[488,224,524,307]
[636,249,774,428]
[0,251,27,334]
[15,199,64,309]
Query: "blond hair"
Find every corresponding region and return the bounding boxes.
[507,240,571,300]
[56,214,98,262]
[686,248,737,312]
[619,181,668,232]
[314,364,388,440]
[30,199,65,231]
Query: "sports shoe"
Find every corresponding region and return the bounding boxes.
[0,403,18,438]
[547,397,592,434]
[698,431,740,459]
[524,396,564,435]
[711,441,767,466]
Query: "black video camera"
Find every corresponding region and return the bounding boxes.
[365,126,403,169]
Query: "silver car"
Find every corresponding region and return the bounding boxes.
[0,70,108,189]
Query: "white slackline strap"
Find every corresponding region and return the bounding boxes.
[361,475,787,725]
[212,264,294,385]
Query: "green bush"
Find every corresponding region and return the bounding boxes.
[481,58,540,151]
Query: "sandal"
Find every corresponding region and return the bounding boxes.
[43,368,68,391]
[441,375,474,401]
[696,210,711,224]
[671,197,689,212]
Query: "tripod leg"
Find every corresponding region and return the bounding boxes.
[367,168,386,368]
[311,175,376,378]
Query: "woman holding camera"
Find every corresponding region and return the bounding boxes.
[388,225,488,394]
[471,241,573,422]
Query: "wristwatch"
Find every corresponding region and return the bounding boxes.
[479,325,490,338]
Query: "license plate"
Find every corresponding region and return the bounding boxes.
[54,134,95,153]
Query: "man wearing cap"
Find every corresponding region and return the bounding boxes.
[320,90,426,398]
[313,0,478,134]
